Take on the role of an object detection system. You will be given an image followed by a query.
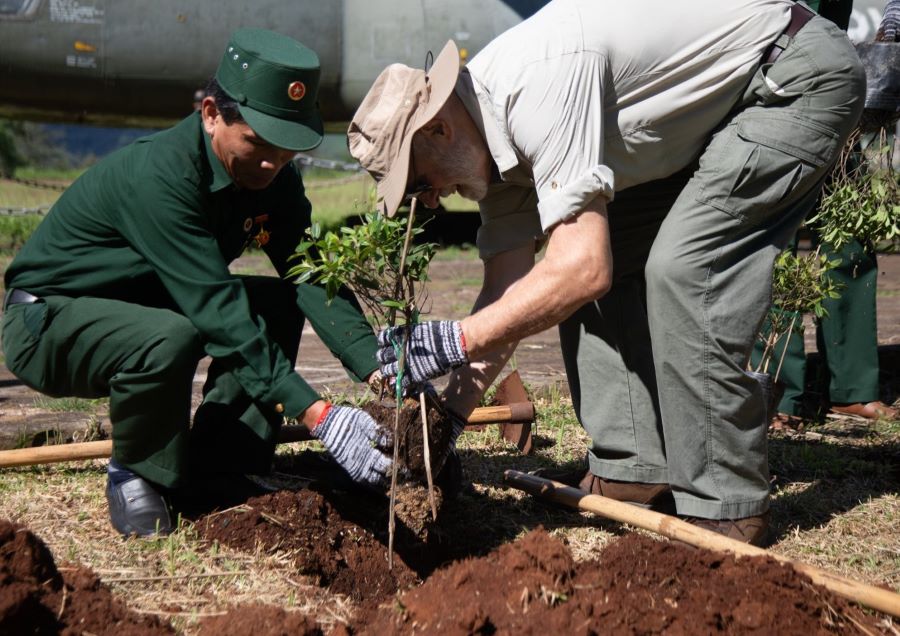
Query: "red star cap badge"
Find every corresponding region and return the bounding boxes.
[287,81,306,101]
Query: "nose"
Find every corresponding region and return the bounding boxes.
[261,148,297,171]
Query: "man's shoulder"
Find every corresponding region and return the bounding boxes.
[127,115,205,184]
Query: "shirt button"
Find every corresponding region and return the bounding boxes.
[551,180,559,190]
[274,403,285,413]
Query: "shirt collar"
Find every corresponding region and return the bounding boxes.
[455,68,520,176]
[201,116,234,192]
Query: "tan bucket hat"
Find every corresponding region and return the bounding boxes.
[347,40,460,216]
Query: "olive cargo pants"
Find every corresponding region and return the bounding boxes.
[1,276,301,488]
[559,16,864,519]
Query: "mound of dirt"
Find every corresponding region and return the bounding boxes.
[365,397,456,480]
[361,529,885,635]
[194,488,419,603]
[195,603,329,636]
[0,519,173,635]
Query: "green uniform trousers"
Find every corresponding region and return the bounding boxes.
[752,237,880,415]
[558,16,864,519]
[2,276,302,488]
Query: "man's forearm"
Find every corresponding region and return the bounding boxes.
[461,198,612,360]
[441,341,518,417]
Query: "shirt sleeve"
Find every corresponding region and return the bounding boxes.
[118,160,318,419]
[476,182,542,260]
[506,50,615,233]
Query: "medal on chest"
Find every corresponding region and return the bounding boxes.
[243,213,271,248]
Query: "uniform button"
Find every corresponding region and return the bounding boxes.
[275,403,285,413]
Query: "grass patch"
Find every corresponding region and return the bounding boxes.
[0,214,44,253]
[33,395,108,413]
[14,166,86,182]
[306,174,375,230]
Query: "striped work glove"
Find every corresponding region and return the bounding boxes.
[377,321,468,395]
[877,0,900,41]
[311,404,392,488]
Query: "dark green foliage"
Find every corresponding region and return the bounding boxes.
[288,213,437,327]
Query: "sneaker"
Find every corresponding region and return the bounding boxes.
[106,474,174,537]
[683,512,770,546]
[531,466,675,513]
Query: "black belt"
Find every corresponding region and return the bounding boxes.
[3,288,40,310]
[762,2,815,65]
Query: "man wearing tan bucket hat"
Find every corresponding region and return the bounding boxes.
[3,29,392,537]
[349,0,866,546]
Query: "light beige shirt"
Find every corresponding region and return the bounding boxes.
[462,0,793,258]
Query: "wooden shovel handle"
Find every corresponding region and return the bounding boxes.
[504,469,900,619]
[0,402,535,469]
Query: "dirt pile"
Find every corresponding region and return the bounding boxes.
[361,529,885,635]
[365,397,456,480]
[0,519,173,635]
[195,488,419,603]
[195,603,329,636]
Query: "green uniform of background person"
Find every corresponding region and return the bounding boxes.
[2,32,378,495]
[750,0,895,422]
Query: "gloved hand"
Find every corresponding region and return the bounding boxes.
[377,321,468,395]
[311,404,392,488]
[877,0,900,41]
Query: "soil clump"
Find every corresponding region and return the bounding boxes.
[361,529,886,635]
[195,603,328,636]
[194,488,420,604]
[0,519,173,635]
[364,397,456,480]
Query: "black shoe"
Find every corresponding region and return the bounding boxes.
[106,475,174,537]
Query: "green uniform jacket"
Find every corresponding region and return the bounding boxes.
[4,113,377,418]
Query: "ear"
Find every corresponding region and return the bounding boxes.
[201,96,219,136]
[419,117,452,143]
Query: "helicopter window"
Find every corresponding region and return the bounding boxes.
[0,0,40,18]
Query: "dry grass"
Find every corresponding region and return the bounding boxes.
[1,391,899,631]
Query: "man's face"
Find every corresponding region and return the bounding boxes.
[408,129,491,209]
[202,98,296,190]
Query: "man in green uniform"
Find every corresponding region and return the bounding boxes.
[755,0,898,425]
[2,29,392,537]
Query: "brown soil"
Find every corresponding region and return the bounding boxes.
[364,396,456,481]
[195,603,327,636]
[360,529,885,635]
[0,519,173,635]
[194,488,420,604]
[3,510,891,635]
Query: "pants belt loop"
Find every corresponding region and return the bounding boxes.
[762,3,816,65]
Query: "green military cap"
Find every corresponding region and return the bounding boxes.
[215,28,324,151]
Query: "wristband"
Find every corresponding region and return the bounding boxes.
[312,402,333,433]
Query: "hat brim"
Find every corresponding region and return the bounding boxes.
[378,40,460,217]
[240,105,325,152]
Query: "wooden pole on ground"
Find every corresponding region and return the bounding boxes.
[0,402,534,470]
[503,469,900,619]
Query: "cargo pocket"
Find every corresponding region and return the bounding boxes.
[696,113,841,221]
[2,300,50,389]
[21,300,49,339]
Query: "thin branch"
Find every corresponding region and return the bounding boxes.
[420,391,437,520]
